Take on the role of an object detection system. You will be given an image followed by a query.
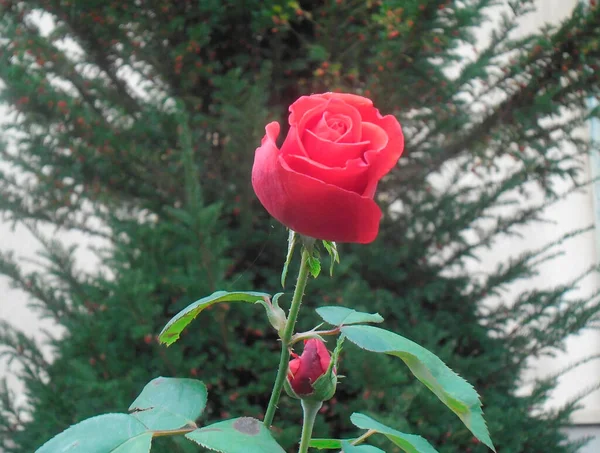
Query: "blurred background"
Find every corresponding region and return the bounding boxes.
[0,0,599,452]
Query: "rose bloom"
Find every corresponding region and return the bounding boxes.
[287,339,332,396]
[252,92,404,244]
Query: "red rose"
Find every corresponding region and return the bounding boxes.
[287,339,332,395]
[252,92,404,243]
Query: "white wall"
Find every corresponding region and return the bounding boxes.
[470,0,600,451]
[488,0,600,426]
[566,425,600,452]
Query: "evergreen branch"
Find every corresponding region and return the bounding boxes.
[393,4,600,186]
[176,101,202,209]
[441,176,598,269]
[41,2,142,115]
[0,250,74,322]
[476,226,596,319]
[0,321,49,378]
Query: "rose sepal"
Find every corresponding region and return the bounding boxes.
[302,365,338,402]
[306,336,344,402]
[284,375,302,400]
[256,293,287,337]
[290,324,327,345]
[283,366,337,402]
[281,230,298,288]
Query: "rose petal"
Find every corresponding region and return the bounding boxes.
[289,95,327,125]
[292,342,320,394]
[363,114,405,197]
[313,114,342,142]
[303,98,362,143]
[280,125,310,158]
[319,92,374,113]
[251,122,382,243]
[319,93,399,151]
[313,112,352,142]
[361,121,389,153]
[311,339,332,374]
[284,153,369,195]
[281,110,366,166]
[301,129,368,168]
[288,358,300,377]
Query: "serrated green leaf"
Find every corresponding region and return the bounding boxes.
[282,230,297,288]
[36,414,151,453]
[316,306,384,326]
[340,441,385,453]
[322,240,340,276]
[159,291,270,346]
[351,413,438,453]
[309,438,351,449]
[112,433,153,453]
[129,377,207,430]
[341,325,495,451]
[186,417,286,453]
[307,252,321,278]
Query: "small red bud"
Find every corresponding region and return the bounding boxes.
[287,339,333,395]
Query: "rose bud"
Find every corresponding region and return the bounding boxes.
[286,338,337,401]
[252,92,404,244]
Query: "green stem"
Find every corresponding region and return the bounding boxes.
[298,400,322,453]
[152,427,195,438]
[351,429,376,445]
[263,247,311,427]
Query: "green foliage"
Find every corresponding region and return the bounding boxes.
[186,417,285,453]
[0,0,599,453]
[37,376,209,452]
[129,377,207,431]
[342,325,493,450]
[310,438,350,450]
[316,307,384,326]
[159,291,271,346]
[36,414,153,453]
[322,241,340,277]
[306,337,344,404]
[307,249,323,279]
[340,441,386,453]
[281,230,298,288]
[350,413,439,453]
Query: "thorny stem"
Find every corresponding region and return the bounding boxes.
[263,247,311,427]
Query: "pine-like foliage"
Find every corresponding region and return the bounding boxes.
[0,1,599,452]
